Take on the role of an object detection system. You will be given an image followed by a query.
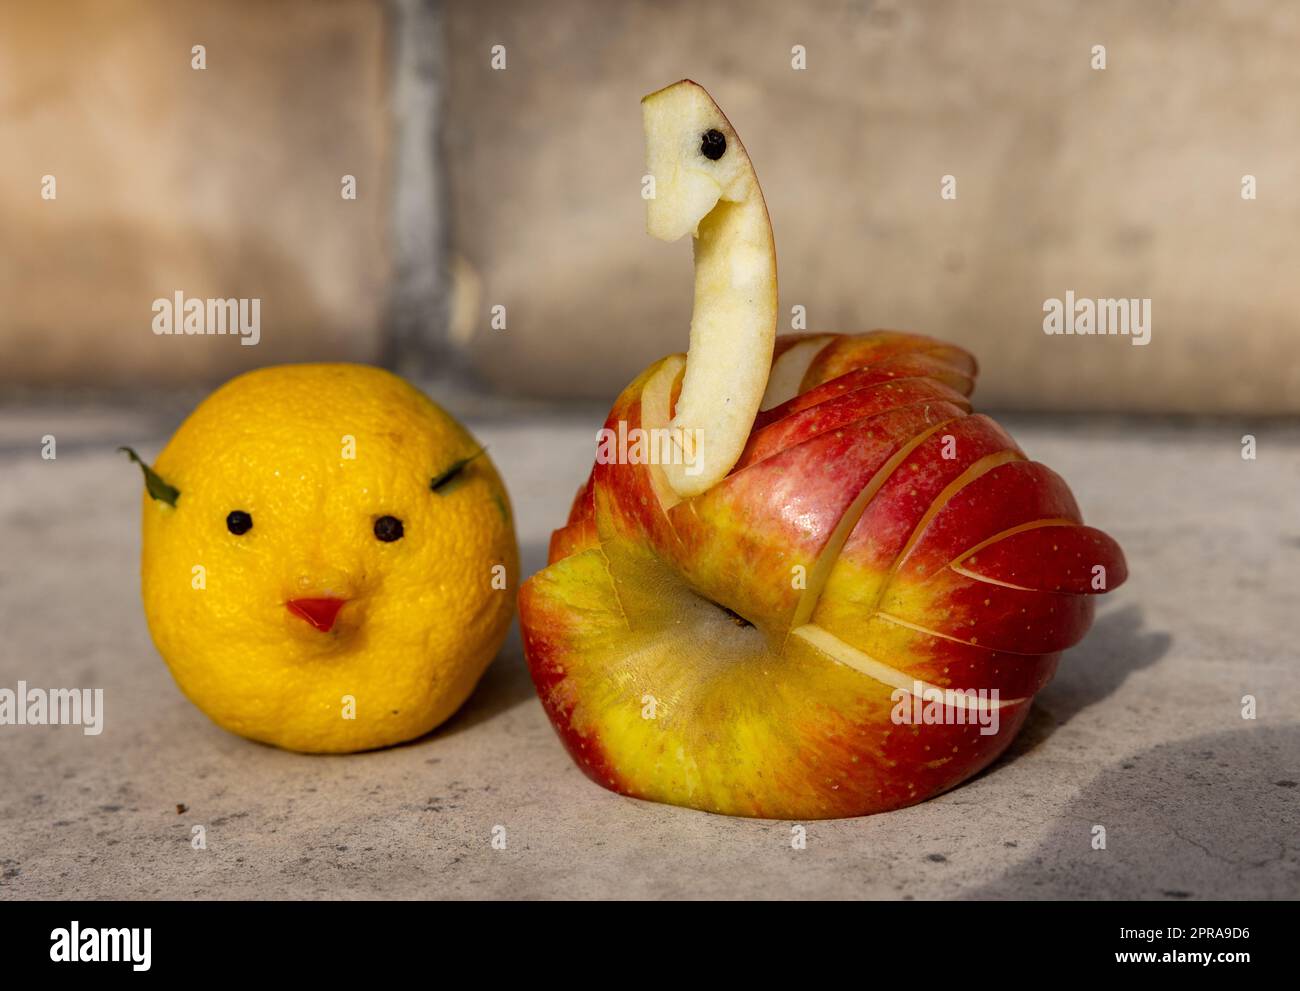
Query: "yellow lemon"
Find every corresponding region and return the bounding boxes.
[126,364,518,753]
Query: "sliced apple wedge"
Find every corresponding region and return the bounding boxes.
[642,80,777,497]
[761,334,835,410]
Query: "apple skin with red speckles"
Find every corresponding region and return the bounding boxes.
[520,331,1126,819]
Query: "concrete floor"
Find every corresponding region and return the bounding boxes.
[0,393,1296,899]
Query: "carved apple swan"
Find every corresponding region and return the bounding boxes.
[519,80,1127,819]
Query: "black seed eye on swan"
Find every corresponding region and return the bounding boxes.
[373,515,404,542]
[701,129,726,161]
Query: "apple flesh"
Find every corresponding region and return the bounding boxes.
[641,81,777,498]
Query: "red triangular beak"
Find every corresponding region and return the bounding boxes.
[286,597,347,632]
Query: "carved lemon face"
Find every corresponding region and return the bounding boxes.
[133,364,518,752]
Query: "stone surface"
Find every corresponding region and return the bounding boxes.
[0,396,1296,899]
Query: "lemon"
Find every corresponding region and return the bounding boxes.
[129,364,518,753]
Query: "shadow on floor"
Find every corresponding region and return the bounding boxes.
[968,723,1300,899]
[1001,604,1173,762]
[425,542,552,742]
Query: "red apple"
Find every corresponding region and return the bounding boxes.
[519,81,1126,819]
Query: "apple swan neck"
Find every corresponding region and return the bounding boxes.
[667,190,777,497]
[641,80,778,499]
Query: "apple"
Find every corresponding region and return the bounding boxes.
[519,81,1127,819]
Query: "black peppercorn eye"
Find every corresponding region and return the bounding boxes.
[373,515,404,542]
[701,128,726,161]
[226,510,253,535]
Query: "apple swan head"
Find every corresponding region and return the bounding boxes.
[641,80,778,498]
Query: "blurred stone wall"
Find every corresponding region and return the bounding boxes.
[3,0,1299,413]
[0,0,396,387]
[445,0,1300,413]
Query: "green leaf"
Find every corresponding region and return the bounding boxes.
[431,447,486,494]
[119,447,180,507]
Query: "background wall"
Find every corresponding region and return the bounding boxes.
[0,0,394,386]
[446,0,1300,413]
[3,0,1298,413]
